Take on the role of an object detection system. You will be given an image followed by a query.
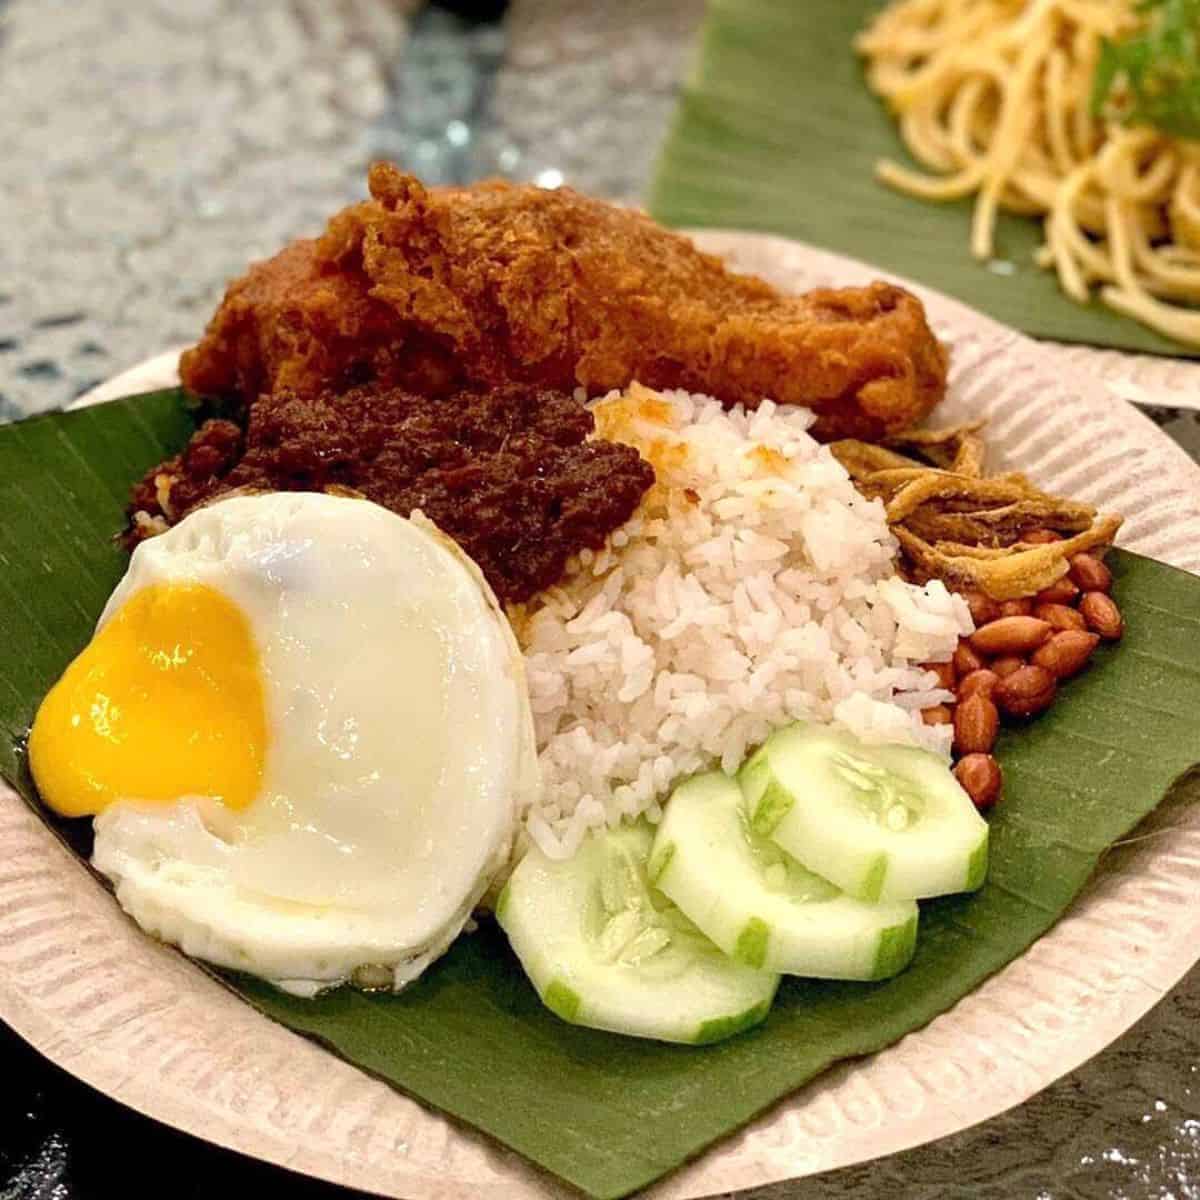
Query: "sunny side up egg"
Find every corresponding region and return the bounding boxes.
[29,492,539,995]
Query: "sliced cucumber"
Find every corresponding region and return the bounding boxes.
[650,772,918,979]
[497,823,779,1044]
[739,723,988,903]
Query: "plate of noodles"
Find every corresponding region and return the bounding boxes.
[1,159,1200,1200]
[858,0,1200,346]
[654,0,1200,357]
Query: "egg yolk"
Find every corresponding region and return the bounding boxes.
[28,582,267,819]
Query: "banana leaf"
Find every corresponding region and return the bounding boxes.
[649,0,1194,357]
[1,391,1198,1200]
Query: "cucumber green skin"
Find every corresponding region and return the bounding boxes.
[740,724,989,903]
[694,997,774,1045]
[653,773,919,981]
[497,824,779,1045]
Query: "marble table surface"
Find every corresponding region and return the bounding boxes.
[2,2,1198,1197]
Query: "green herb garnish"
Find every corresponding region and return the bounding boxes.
[1092,0,1200,140]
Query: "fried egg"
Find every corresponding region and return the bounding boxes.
[29,492,538,994]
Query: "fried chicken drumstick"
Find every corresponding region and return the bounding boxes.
[181,164,947,441]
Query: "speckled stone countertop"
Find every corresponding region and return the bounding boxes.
[2,2,1199,1198]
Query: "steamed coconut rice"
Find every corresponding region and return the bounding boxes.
[515,385,975,860]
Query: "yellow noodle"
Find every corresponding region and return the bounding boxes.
[1170,161,1200,248]
[972,26,1051,258]
[858,0,1200,346]
[1045,49,1078,176]
[1129,222,1200,299]
[949,76,993,162]
[1068,28,1101,160]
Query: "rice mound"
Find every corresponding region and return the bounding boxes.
[515,385,973,859]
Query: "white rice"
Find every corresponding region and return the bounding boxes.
[514,385,974,860]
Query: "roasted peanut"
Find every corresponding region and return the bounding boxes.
[953,641,986,676]
[953,753,1003,810]
[1033,602,1088,632]
[922,704,954,726]
[921,661,957,691]
[1080,591,1122,640]
[958,668,1000,701]
[991,656,1024,678]
[995,664,1057,718]
[953,693,999,755]
[963,590,1002,627]
[1069,553,1113,594]
[1021,529,1062,544]
[1032,629,1099,680]
[969,615,1053,656]
[1036,576,1080,605]
[999,598,1034,618]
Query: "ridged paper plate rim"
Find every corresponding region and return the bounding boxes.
[2,231,1199,1200]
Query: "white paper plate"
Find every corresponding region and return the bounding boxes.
[3,232,1200,1200]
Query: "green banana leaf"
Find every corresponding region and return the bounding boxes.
[650,0,1194,357]
[1,391,1198,1200]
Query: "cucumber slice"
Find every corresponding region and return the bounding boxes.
[739,723,988,902]
[497,823,779,1044]
[650,772,918,980]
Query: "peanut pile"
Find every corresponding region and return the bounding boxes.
[924,541,1123,811]
[831,424,1125,814]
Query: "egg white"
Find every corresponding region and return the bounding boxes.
[90,492,539,994]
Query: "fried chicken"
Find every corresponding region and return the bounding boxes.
[127,383,654,605]
[181,164,947,441]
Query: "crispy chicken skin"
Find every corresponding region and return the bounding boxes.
[181,163,947,440]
